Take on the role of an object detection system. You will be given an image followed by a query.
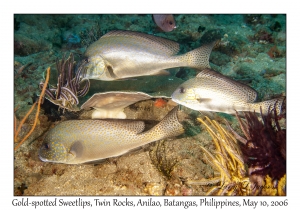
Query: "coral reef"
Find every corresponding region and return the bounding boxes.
[267,45,281,58]
[149,140,179,179]
[187,117,250,196]
[79,22,102,48]
[244,14,264,25]
[231,99,286,195]
[186,108,286,196]
[260,175,286,196]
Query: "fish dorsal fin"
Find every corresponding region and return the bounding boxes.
[151,69,170,76]
[102,30,180,56]
[196,69,258,103]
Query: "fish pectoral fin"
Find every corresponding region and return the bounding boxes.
[114,78,139,81]
[196,97,212,103]
[69,141,84,159]
[104,61,118,79]
[153,69,170,76]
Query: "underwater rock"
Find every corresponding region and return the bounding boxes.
[199,29,224,44]
[253,30,274,44]
[270,21,282,32]
[14,18,20,30]
[244,14,263,25]
[143,182,165,195]
[14,34,50,56]
[62,30,81,48]
[40,98,62,122]
[197,25,206,33]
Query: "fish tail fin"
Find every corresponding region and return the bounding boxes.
[149,106,184,140]
[251,97,286,115]
[180,41,216,70]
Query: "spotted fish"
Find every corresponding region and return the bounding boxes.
[39,107,184,164]
[171,69,284,115]
[83,30,215,81]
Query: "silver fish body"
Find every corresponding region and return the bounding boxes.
[83,30,215,81]
[39,107,184,164]
[171,69,284,115]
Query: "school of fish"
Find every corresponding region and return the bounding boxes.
[39,26,285,164]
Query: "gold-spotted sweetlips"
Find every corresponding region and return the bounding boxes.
[171,69,284,115]
[39,107,184,164]
[83,30,215,80]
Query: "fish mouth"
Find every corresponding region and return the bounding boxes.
[38,149,50,162]
[171,98,179,105]
[171,91,179,100]
[171,92,186,104]
[38,153,48,162]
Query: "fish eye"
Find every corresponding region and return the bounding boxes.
[179,86,185,94]
[43,143,50,150]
